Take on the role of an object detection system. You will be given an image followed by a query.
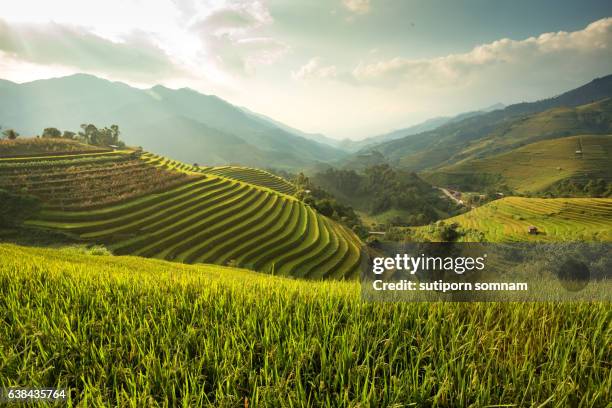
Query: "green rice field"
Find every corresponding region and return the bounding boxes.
[0,243,610,407]
[414,197,612,242]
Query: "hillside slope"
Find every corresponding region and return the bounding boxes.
[412,197,612,242]
[0,146,361,278]
[424,134,612,193]
[0,74,345,169]
[356,75,612,170]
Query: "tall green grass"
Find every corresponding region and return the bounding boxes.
[1,244,610,407]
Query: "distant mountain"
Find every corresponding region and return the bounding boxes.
[0,74,346,169]
[334,102,506,153]
[237,106,342,148]
[354,74,612,171]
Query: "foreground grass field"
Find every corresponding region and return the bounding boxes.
[413,197,612,242]
[0,244,610,407]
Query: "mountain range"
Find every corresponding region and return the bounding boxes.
[1,73,611,176]
[350,74,612,171]
[0,74,344,170]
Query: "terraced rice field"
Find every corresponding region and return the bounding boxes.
[419,197,612,242]
[0,137,107,157]
[0,151,200,210]
[5,151,361,278]
[200,166,296,195]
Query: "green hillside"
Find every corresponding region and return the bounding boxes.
[354,76,612,171]
[0,149,200,210]
[200,165,297,195]
[1,243,610,406]
[424,134,612,193]
[0,145,361,278]
[412,197,612,242]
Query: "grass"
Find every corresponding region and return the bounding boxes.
[412,197,612,242]
[424,135,612,193]
[0,243,610,407]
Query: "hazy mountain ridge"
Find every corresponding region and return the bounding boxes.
[0,74,346,169]
[354,74,612,171]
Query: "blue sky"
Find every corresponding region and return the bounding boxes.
[0,0,611,139]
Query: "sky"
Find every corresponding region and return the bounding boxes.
[0,0,611,140]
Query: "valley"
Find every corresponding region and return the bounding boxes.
[1,73,611,407]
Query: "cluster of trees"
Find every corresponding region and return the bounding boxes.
[294,173,367,238]
[543,178,612,198]
[40,124,125,147]
[1,124,125,148]
[312,165,460,226]
[1,127,19,140]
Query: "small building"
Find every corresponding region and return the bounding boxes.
[528,226,538,235]
[368,231,386,236]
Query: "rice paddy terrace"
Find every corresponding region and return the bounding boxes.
[0,142,361,278]
[415,197,612,242]
[199,165,297,195]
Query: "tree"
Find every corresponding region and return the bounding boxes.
[62,131,76,140]
[77,124,125,147]
[2,129,19,140]
[42,127,62,138]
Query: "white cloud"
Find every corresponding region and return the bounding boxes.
[292,58,338,80]
[352,17,612,87]
[191,0,288,74]
[342,0,370,15]
[0,19,185,82]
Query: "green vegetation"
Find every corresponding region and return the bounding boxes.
[425,135,612,194]
[75,123,125,147]
[411,197,612,242]
[1,128,19,140]
[201,165,297,195]
[0,244,609,406]
[311,165,459,226]
[0,189,40,227]
[0,146,362,278]
[0,137,105,157]
[0,150,199,210]
[353,79,612,172]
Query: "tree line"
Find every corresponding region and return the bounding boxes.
[1,124,125,147]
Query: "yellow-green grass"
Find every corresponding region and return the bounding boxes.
[201,165,297,195]
[0,243,610,406]
[424,135,612,193]
[413,197,612,242]
[25,169,362,279]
